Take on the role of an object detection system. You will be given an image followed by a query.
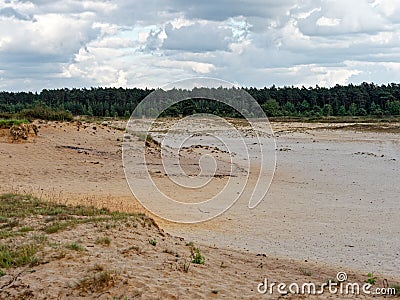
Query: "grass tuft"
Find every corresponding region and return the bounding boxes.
[0,243,39,268]
[43,221,74,234]
[189,244,205,265]
[95,237,111,246]
[65,242,84,251]
[389,284,400,296]
[19,226,34,233]
[300,268,312,276]
[76,270,117,293]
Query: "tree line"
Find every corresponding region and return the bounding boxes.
[1,83,400,119]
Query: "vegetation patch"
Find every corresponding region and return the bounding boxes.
[18,106,73,121]
[0,194,147,273]
[0,193,166,297]
[95,237,111,246]
[0,194,131,220]
[0,119,29,129]
[188,243,205,265]
[42,221,76,234]
[76,270,117,293]
[18,226,34,233]
[148,239,157,246]
[0,243,39,269]
[389,284,400,296]
[65,242,84,252]
[366,273,378,285]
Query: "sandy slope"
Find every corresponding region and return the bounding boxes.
[0,196,397,300]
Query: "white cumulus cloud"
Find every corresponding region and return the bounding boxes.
[0,0,400,90]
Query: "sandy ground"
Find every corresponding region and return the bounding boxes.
[0,121,137,212]
[161,121,400,277]
[1,119,399,298]
[1,195,392,300]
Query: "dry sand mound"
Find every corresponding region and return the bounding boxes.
[0,123,39,143]
[1,194,397,299]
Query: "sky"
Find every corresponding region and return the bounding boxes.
[1,0,400,91]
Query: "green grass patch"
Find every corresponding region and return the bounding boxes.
[0,194,134,220]
[390,284,400,296]
[0,230,23,239]
[189,244,205,265]
[42,221,75,234]
[19,226,34,233]
[0,243,39,268]
[0,193,148,243]
[65,242,84,251]
[0,119,29,129]
[42,216,131,235]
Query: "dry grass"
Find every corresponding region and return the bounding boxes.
[95,237,111,246]
[75,269,118,294]
[317,123,400,133]
[0,193,146,281]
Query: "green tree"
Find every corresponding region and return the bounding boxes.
[322,104,333,116]
[110,104,116,117]
[312,105,322,116]
[348,103,357,116]
[261,99,281,116]
[299,100,310,113]
[283,102,296,115]
[387,100,400,115]
[357,108,367,116]
[370,102,382,116]
[87,105,93,116]
[338,105,347,116]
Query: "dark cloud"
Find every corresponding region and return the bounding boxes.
[169,0,296,21]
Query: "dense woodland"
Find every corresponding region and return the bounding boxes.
[1,83,400,119]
